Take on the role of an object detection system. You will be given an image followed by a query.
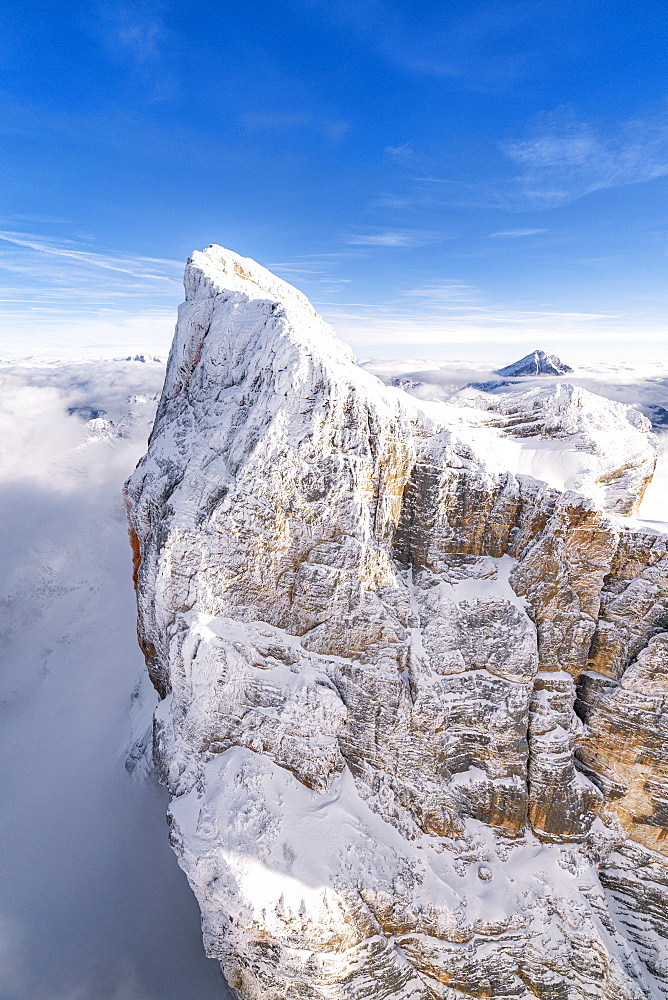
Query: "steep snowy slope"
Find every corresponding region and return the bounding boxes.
[446,382,655,514]
[127,246,668,999]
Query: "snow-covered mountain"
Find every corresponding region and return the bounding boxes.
[361,356,668,439]
[126,246,668,999]
[495,348,573,376]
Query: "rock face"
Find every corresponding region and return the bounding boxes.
[126,246,668,1000]
[495,349,573,377]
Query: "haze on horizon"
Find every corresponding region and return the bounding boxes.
[1,1,667,363]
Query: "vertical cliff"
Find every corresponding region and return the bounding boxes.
[126,246,668,999]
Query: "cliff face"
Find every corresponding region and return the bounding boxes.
[126,246,668,999]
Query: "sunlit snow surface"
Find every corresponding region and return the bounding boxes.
[360,356,668,529]
[0,358,229,1000]
[1,352,667,999]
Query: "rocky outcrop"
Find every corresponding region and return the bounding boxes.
[126,246,668,999]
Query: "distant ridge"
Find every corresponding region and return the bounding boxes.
[495,349,573,377]
[119,354,164,363]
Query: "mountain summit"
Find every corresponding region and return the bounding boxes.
[495,349,573,377]
[126,247,666,1000]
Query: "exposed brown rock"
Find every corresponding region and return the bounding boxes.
[127,246,668,999]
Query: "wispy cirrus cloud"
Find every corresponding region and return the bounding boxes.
[321,297,637,356]
[0,231,183,282]
[89,1,179,101]
[347,232,415,247]
[266,256,355,296]
[0,232,183,356]
[383,143,433,171]
[384,143,416,164]
[291,2,558,92]
[346,229,441,247]
[314,272,649,355]
[397,102,668,212]
[488,228,548,237]
[94,0,167,64]
[403,281,480,305]
[10,214,76,226]
[240,113,349,144]
[501,103,668,208]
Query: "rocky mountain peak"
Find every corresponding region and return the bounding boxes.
[495,348,574,377]
[185,244,318,317]
[126,248,668,1000]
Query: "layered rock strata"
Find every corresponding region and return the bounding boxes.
[126,246,668,999]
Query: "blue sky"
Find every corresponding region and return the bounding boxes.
[1,0,667,361]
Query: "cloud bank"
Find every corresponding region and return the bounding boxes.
[0,360,229,1000]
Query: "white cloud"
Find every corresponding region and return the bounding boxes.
[322,302,666,362]
[0,231,183,282]
[488,228,548,238]
[383,143,432,170]
[384,143,415,163]
[10,213,76,225]
[346,230,438,247]
[501,102,668,208]
[90,1,177,101]
[347,233,413,246]
[403,281,480,304]
[314,277,663,359]
[0,359,227,999]
[407,102,668,211]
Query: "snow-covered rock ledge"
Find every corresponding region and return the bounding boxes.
[126,246,668,999]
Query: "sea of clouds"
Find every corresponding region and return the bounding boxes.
[0,358,229,1000]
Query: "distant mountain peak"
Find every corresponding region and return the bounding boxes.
[119,354,164,364]
[495,349,573,377]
